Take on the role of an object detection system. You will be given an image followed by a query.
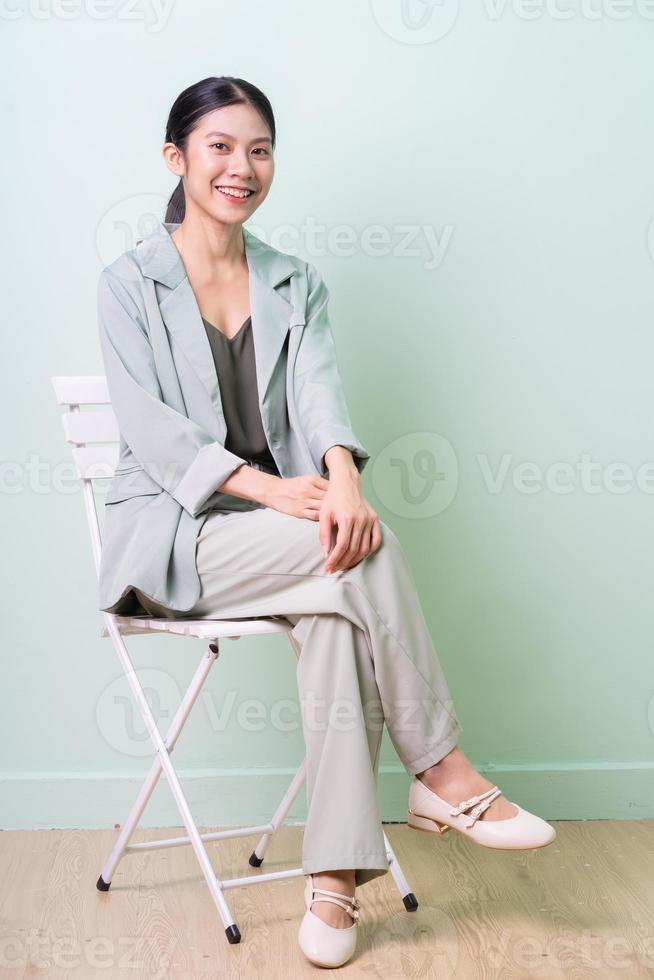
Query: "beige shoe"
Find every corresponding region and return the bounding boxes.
[298,873,360,968]
[408,776,556,849]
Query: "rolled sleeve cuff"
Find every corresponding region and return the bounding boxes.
[309,426,371,478]
[172,442,248,518]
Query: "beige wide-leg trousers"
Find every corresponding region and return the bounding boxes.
[136,506,463,888]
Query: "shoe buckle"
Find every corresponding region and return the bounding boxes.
[449,786,503,827]
[309,885,361,922]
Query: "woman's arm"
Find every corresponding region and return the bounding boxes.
[294,261,371,479]
[292,262,380,572]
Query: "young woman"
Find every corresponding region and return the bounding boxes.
[97,76,555,969]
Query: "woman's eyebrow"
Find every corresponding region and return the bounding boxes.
[204,130,272,144]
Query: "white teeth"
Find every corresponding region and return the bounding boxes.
[216,186,253,198]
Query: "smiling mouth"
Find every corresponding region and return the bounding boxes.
[214,185,255,200]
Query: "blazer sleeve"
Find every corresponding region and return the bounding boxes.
[294,262,371,478]
[97,268,248,518]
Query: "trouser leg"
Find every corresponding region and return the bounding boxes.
[340,519,464,775]
[285,611,389,887]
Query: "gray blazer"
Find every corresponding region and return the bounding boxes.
[97,220,370,615]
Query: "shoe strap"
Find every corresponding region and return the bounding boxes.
[449,785,503,828]
[309,885,360,921]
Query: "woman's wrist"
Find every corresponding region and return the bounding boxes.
[323,445,360,481]
[217,464,280,506]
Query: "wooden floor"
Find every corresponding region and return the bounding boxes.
[2,818,653,978]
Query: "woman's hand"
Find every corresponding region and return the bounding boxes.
[263,474,331,520]
[319,472,382,574]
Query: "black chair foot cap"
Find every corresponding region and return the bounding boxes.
[96,875,111,892]
[248,851,263,867]
[403,892,419,911]
[225,924,241,944]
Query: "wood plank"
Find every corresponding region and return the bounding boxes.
[2,820,653,978]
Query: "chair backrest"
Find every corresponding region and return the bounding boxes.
[51,375,120,579]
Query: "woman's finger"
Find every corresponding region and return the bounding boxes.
[324,518,354,573]
[327,517,367,573]
[370,517,382,554]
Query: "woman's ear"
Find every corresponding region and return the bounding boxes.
[162,141,185,179]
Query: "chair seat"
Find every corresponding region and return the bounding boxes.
[101,614,293,639]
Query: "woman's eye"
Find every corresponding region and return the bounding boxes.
[209,142,269,156]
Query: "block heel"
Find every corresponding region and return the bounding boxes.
[407,809,451,836]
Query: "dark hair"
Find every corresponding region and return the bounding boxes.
[164,76,276,223]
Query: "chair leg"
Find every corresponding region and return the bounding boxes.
[96,630,243,943]
[98,640,220,887]
[247,630,307,868]
[383,829,419,910]
[248,758,307,866]
[96,625,418,940]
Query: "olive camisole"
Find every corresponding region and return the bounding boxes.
[201,315,280,475]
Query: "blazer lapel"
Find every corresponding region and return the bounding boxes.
[137,220,300,425]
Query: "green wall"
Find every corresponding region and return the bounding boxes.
[2,0,653,829]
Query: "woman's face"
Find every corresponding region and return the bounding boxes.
[164,102,274,225]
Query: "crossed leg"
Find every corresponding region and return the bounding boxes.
[136,507,464,901]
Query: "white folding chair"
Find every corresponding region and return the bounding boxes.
[51,374,419,944]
